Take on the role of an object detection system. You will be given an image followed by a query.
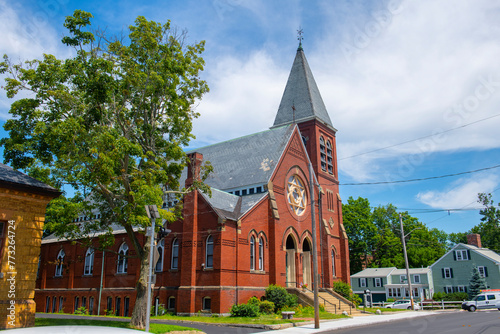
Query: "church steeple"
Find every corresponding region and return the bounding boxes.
[271,47,334,130]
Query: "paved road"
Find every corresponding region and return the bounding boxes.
[35,313,265,334]
[328,310,500,334]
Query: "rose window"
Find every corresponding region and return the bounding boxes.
[287,175,307,216]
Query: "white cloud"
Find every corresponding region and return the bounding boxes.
[416,174,499,209]
[0,0,72,120]
[313,0,500,181]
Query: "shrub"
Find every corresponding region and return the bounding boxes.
[433,292,468,301]
[230,303,259,317]
[259,300,275,314]
[332,281,361,306]
[265,284,297,312]
[74,306,88,315]
[247,296,260,306]
[386,298,395,303]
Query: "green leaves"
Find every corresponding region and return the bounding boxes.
[1,10,209,246]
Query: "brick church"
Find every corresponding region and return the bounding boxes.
[35,45,350,315]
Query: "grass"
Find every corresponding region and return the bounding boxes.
[35,317,199,333]
[152,306,347,325]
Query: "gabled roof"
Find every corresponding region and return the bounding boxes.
[430,243,500,268]
[200,190,268,221]
[0,163,60,196]
[351,267,397,278]
[182,125,296,191]
[392,268,431,275]
[272,48,335,130]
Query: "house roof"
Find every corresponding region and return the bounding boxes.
[430,243,500,268]
[351,267,397,278]
[183,125,296,191]
[42,223,140,244]
[0,163,60,196]
[200,190,268,221]
[271,48,335,131]
[392,268,431,275]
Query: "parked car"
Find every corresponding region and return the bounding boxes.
[385,299,421,310]
[461,291,500,312]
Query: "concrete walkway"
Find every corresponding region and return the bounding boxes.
[259,311,440,333]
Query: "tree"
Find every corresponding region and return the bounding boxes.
[468,265,487,299]
[0,10,210,328]
[471,193,500,251]
[343,197,448,272]
[342,197,377,273]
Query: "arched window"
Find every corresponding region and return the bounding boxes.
[206,235,214,269]
[168,296,176,310]
[202,297,211,311]
[250,236,255,270]
[155,239,164,272]
[117,243,129,274]
[258,237,264,271]
[59,296,64,313]
[326,140,333,174]
[331,249,336,278]
[84,248,94,275]
[55,249,65,277]
[171,238,179,270]
[320,136,326,172]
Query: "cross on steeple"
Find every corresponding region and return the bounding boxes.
[297,27,304,51]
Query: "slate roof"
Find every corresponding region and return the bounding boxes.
[351,267,397,277]
[200,190,267,221]
[42,223,140,244]
[182,125,296,191]
[272,48,335,130]
[0,162,60,195]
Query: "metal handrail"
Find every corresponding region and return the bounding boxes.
[301,287,338,314]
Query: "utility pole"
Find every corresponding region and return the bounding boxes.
[399,213,414,310]
[309,163,320,329]
[97,250,105,316]
[145,205,160,333]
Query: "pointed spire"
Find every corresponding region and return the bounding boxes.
[272,46,334,130]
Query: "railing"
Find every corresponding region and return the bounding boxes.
[421,300,465,310]
[301,287,338,314]
[371,300,464,310]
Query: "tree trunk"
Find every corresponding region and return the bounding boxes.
[130,238,151,329]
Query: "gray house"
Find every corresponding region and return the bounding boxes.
[430,234,500,295]
[351,267,433,303]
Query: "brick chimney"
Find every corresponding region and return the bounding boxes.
[185,152,203,188]
[467,233,482,248]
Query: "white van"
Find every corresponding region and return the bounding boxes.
[461,291,500,312]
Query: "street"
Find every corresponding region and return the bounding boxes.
[329,310,500,334]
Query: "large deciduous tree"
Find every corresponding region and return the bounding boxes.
[343,197,448,273]
[0,10,210,328]
[471,193,500,251]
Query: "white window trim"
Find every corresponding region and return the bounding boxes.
[55,249,65,277]
[458,285,466,292]
[400,274,407,283]
[250,236,255,270]
[413,274,420,283]
[374,277,382,287]
[444,267,452,279]
[445,286,453,294]
[359,278,366,287]
[171,238,179,270]
[258,237,264,271]
[478,266,486,277]
[84,248,94,275]
[205,235,214,269]
[117,243,129,274]
[455,249,468,261]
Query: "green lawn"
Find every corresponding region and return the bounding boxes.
[151,307,347,325]
[362,307,411,313]
[35,318,199,333]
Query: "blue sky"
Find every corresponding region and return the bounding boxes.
[1,0,500,234]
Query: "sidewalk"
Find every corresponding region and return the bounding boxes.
[258,311,440,333]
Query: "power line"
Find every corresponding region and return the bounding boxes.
[341,164,500,186]
[339,113,500,161]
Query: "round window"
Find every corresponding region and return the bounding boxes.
[287,175,307,216]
